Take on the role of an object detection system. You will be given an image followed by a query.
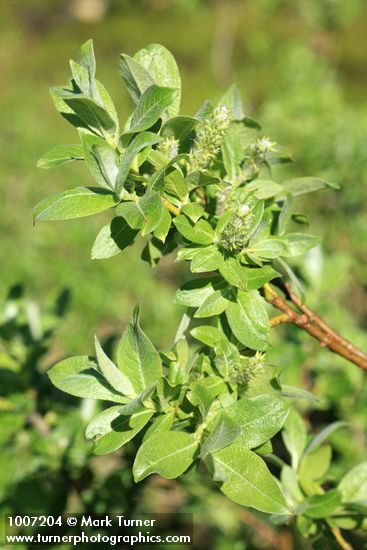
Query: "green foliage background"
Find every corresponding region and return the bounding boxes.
[0,1,366,548]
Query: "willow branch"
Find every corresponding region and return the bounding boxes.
[264,283,367,372]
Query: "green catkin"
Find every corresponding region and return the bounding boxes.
[220,204,254,253]
[229,352,266,385]
[158,137,180,159]
[240,136,277,183]
[189,105,231,172]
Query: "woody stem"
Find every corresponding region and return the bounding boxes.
[264,283,367,372]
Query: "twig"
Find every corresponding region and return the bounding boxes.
[330,526,354,550]
[269,313,290,328]
[162,197,180,217]
[264,283,367,372]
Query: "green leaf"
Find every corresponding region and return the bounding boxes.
[214,338,240,378]
[190,325,224,348]
[118,383,157,415]
[174,277,221,307]
[133,431,198,481]
[37,145,84,169]
[191,376,226,403]
[48,356,127,403]
[299,445,332,483]
[226,290,269,351]
[220,259,279,290]
[282,409,307,470]
[201,413,241,457]
[139,190,165,236]
[224,395,289,449]
[221,125,243,180]
[274,257,305,299]
[134,43,181,117]
[245,179,283,199]
[219,84,244,121]
[194,290,229,318]
[74,40,102,104]
[117,306,162,395]
[164,168,188,200]
[91,217,138,260]
[219,257,248,289]
[189,382,214,419]
[190,246,223,273]
[51,88,117,141]
[86,407,153,455]
[81,133,113,190]
[117,191,165,235]
[77,39,96,80]
[305,490,342,519]
[248,238,287,260]
[160,116,197,151]
[245,266,280,290]
[70,59,93,98]
[195,98,214,120]
[277,193,293,235]
[33,187,118,222]
[95,80,119,132]
[118,54,155,104]
[117,201,144,229]
[280,385,316,402]
[127,85,178,134]
[116,131,160,195]
[281,465,304,504]
[94,336,135,397]
[90,143,119,190]
[281,233,321,257]
[143,412,175,442]
[180,203,205,223]
[211,443,290,514]
[186,171,220,191]
[174,216,214,245]
[281,177,339,196]
[153,207,171,242]
[338,463,367,503]
[305,421,347,454]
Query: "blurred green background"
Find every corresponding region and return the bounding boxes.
[1,1,366,548]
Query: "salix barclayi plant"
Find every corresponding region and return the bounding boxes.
[34,41,367,547]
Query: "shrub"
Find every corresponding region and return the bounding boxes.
[34,41,367,547]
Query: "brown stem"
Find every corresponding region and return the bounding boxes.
[264,283,367,372]
[284,283,346,346]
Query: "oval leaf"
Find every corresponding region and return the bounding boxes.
[33,187,117,222]
[133,431,198,482]
[226,290,269,351]
[211,443,290,514]
[48,356,127,403]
